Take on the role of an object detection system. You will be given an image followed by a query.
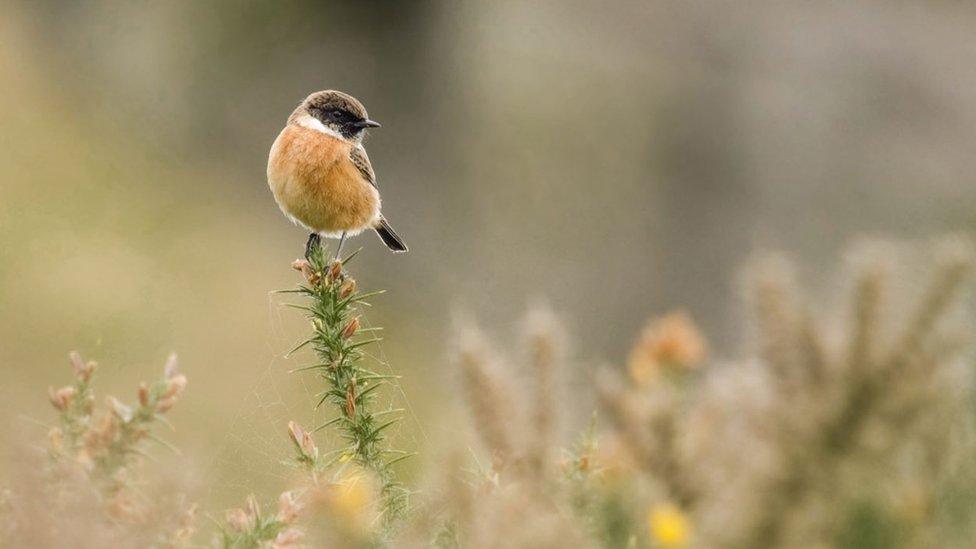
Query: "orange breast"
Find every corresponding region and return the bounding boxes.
[267,125,380,235]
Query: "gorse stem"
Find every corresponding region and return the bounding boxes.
[288,244,410,529]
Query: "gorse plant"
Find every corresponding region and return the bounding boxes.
[217,493,303,549]
[48,352,188,499]
[173,246,414,548]
[432,236,976,549]
[285,243,410,529]
[8,234,976,549]
[0,353,196,547]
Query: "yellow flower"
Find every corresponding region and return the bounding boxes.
[628,310,707,385]
[648,503,690,548]
[330,473,372,520]
[308,466,377,535]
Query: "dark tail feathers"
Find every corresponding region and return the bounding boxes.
[374,217,408,253]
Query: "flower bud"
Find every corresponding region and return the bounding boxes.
[48,386,77,411]
[69,351,97,382]
[163,353,180,379]
[163,374,188,399]
[338,278,357,299]
[277,491,303,524]
[155,397,176,414]
[90,414,119,446]
[225,508,250,533]
[69,351,84,375]
[107,494,137,520]
[627,310,707,386]
[327,260,343,283]
[288,421,318,460]
[291,259,320,285]
[245,494,260,518]
[107,396,133,422]
[345,381,357,418]
[132,427,149,441]
[341,317,360,340]
[138,382,150,407]
[273,528,305,547]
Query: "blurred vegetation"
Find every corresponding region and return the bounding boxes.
[4,1,976,546]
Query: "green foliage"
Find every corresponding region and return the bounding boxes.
[219,518,287,549]
[835,500,907,549]
[288,244,410,528]
[216,494,300,549]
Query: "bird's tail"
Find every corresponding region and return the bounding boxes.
[374,217,408,253]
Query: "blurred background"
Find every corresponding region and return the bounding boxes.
[3,0,976,511]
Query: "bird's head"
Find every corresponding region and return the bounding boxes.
[289,90,380,142]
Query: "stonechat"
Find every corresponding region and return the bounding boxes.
[267,90,408,259]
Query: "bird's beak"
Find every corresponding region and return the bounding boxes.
[354,119,382,129]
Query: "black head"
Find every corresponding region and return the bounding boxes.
[296,90,380,140]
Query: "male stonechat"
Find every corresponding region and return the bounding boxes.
[267,90,408,259]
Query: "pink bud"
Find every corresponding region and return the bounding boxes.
[106,396,133,422]
[48,386,77,411]
[138,383,150,407]
[163,374,188,399]
[163,353,180,379]
[155,397,176,414]
[277,491,303,524]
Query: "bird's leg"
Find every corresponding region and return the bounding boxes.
[304,233,321,261]
[334,232,347,261]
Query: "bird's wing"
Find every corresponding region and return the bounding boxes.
[349,145,377,189]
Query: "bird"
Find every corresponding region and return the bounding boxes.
[267,90,408,260]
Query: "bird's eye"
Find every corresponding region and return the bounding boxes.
[330,110,345,120]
